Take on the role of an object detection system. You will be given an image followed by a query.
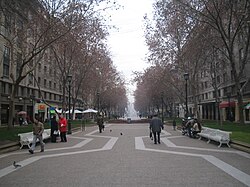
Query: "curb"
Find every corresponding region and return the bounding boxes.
[230,140,250,154]
[0,142,20,154]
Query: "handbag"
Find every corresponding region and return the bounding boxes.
[53,130,59,135]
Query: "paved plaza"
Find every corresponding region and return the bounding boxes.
[0,123,250,187]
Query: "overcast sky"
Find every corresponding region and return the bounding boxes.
[103,0,154,102]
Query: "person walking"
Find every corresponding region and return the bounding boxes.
[59,114,67,142]
[29,118,45,154]
[149,114,164,144]
[173,119,177,130]
[50,115,58,143]
[97,114,104,133]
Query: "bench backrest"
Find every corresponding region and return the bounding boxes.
[201,127,231,139]
[18,132,33,138]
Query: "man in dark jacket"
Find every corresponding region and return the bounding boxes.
[97,113,104,133]
[149,114,164,144]
[50,115,58,143]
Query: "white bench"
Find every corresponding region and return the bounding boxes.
[197,127,232,148]
[18,129,51,149]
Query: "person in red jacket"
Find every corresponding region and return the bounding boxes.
[58,114,67,142]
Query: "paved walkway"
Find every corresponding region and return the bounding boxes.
[0,123,250,186]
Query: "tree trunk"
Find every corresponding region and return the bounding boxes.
[237,90,245,125]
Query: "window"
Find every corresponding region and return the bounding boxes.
[54,83,56,89]
[49,81,52,88]
[8,84,12,94]
[44,66,47,74]
[223,73,227,82]
[224,88,227,96]
[21,87,24,97]
[38,77,41,85]
[2,82,6,94]
[44,79,47,87]
[3,46,10,77]
[28,73,33,85]
[217,75,220,84]
[205,82,208,89]
[54,94,56,100]
[38,63,41,72]
[27,88,30,96]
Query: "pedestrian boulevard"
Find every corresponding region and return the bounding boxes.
[0,123,250,187]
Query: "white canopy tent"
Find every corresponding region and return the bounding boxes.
[64,109,83,120]
[65,109,83,114]
[83,109,98,114]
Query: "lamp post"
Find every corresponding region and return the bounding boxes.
[97,92,100,114]
[67,75,72,134]
[161,92,164,123]
[227,92,232,121]
[30,95,35,121]
[184,73,189,118]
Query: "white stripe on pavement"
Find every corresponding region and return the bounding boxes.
[135,136,250,186]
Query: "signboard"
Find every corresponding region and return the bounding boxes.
[50,107,55,114]
[38,104,46,112]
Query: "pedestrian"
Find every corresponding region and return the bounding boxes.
[50,115,59,143]
[185,117,194,138]
[173,119,176,130]
[59,114,67,142]
[19,116,23,126]
[97,113,104,133]
[29,118,45,154]
[192,118,202,138]
[149,114,164,144]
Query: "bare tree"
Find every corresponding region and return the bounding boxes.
[176,0,250,124]
[0,0,112,129]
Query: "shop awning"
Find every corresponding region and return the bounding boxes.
[245,103,250,109]
[219,101,236,108]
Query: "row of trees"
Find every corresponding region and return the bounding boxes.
[0,0,127,129]
[134,0,250,124]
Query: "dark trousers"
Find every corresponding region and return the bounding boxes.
[51,134,57,142]
[60,132,67,142]
[153,132,161,144]
[99,125,103,133]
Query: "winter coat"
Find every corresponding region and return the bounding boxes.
[150,117,163,133]
[59,117,67,133]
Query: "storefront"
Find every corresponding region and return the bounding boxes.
[219,100,235,121]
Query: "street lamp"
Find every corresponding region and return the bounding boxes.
[67,75,72,134]
[184,73,189,118]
